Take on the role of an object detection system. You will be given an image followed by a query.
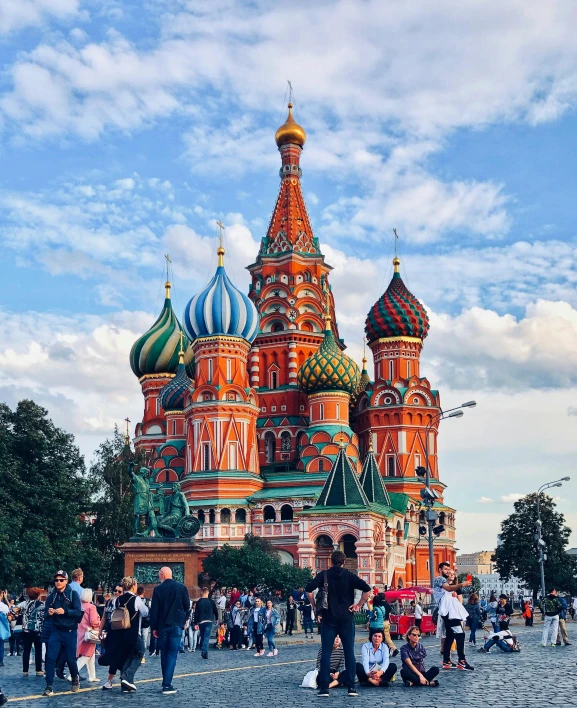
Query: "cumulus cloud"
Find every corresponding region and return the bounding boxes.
[477,497,494,504]
[0,0,78,34]
[500,493,525,504]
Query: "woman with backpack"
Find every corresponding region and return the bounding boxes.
[102,576,149,693]
[369,593,397,656]
[73,588,100,683]
[18,588,45,676]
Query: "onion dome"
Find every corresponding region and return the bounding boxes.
[297,319,361,395]
[365,257,430,344]
[159,350,192,412]
[130,281,192,378]
[183,246,259,343]
[275,102,306,148]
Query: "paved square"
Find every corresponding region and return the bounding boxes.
[1,625,575,707]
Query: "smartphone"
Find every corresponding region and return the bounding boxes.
[466,574,472,582]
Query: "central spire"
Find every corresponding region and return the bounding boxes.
[259,101,320,257]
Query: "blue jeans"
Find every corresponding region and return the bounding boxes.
[199,622,212,654]
[303,616,313,634]
[158,625,183,688]
[0,638,4,664]
[318,619,356,690]
[484,637,512,652]
[265,626,276,651]
[45,630,78,686]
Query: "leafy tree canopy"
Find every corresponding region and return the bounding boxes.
[492,492,577,596]
[202,534,312,594]
[458,573,481,593]
[0,400,91,590]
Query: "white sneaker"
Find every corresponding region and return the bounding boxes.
[266,651,274,657]
[103,680,114,690]
[254,651,262,657]
[88,678,100,683]
[273,649,278,656]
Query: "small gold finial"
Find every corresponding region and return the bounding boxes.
[393,256,401,273]
[124,417,131,445]
[178,331,185,363]
[339,426,345,449]
[362,340,367,368]
[323,280,332,330]
[216,220,225,267]
[393,229,400,273]
[368,433,374,453]
[164,253,172,298]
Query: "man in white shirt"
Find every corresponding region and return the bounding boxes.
[412,601,423,631]
[478,629,519,653]
[355,630,398,687]
[216,594,227,624]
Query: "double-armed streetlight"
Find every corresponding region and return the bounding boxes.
[415,401,477,589]
[535,476,570,599]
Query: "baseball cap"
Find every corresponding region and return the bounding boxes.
[54,570,68,580]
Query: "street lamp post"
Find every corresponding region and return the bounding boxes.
[419,401,477,590]
[535,477,570,599]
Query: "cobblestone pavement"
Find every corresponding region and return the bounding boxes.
[1,625,575,707]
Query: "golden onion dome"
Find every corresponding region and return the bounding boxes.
[275,102,306,148]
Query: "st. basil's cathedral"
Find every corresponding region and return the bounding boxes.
[128,103,456,588]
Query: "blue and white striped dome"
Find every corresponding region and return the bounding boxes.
[183,249,259,343]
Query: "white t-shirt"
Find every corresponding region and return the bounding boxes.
[0,602,9,614]
[217,596,227,609]
[414,603,423,620]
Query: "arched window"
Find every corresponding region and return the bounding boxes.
[220,508,231,524]
[197,509,205,524]
[281,431,291,452]
[272,323,284,333]
[235,508,246,524]
[209,509,216,524]
[316,534,333,549]
[340,534,358,558]
[263,505,276,523]
[439,512,446,525]
[264,432,276,463]
[319,459,325,472]
[280,504,293,521]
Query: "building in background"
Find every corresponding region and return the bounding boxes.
[128,102,457,587]
[476,574,530,599]
[456,550,495,576]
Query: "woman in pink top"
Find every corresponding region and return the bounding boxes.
[74,589,101,682]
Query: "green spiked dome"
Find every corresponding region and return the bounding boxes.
[130,281,193,379]
[365,257,429,344]
[297,322,361,395]
[316,445,370,508]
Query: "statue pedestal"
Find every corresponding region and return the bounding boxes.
[120,537,201,600]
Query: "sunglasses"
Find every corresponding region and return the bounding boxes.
[54,579,66,583]
[115,589,123,594]
[410,633,421,637]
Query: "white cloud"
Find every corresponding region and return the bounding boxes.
[477,497,494,504]
[500,493,525,504]
[0,0,78,34]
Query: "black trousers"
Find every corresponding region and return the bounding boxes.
[400,666,439,685]
[356,661,397,686]
[415,618,422,631]
[22,632,42,672]
[253,630,263,652]
[230,626,242,649]
[120,636,144,685]
[442,617,466,663]
[285,615,295,634]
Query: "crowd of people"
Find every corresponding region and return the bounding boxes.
[0,560,575,703]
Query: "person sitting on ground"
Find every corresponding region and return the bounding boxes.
[400,625,439,687]
[368,593,398,656]
[356,630,397,687]
[302,637,345,689]
[478,629,520,653]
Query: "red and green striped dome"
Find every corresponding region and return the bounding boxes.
[365,258,429,343]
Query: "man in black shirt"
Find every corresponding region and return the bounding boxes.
[149,567,190,695]
[306,551,371,697]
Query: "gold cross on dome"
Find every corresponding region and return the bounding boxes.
[393,228,399,258]
[179,330,185,355]
[216,220,225,249]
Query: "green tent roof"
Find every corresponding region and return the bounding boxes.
[316,446,370,508]
[360,448,391,506]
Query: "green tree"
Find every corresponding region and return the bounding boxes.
[203,534,312,594]
[493,492,577,597]
[458,573,481,593]
[82,428,145,589]
[0,400,91,590]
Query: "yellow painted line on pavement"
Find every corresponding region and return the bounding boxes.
[7,659,314,702]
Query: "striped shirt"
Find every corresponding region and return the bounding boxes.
[316,645,345,672]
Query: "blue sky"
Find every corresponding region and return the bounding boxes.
[0,0,576,552]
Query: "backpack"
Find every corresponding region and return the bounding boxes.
[0,613,9,642]
[25,600,41,632]
[543,596,560,616]
[315,571,329,614]
[110,596,137,631]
